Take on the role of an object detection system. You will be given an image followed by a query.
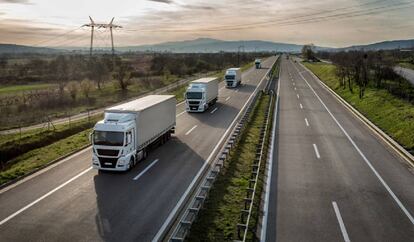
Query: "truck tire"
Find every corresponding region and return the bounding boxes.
[128,157,134,171]
[143,148,148,160]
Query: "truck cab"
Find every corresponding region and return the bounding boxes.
[92,112,138,171]
[255,59,262,69]
[185,77,218,112]
[186,84,208,112]
[225,68,242,88]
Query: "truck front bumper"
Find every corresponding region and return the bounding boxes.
[92,154,130,171]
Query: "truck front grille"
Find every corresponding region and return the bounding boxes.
[188,101,200,105]
[226,81,234,86]
[98,157,118,168]
[97,149,119,156]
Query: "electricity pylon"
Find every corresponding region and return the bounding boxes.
[83,16,122,56]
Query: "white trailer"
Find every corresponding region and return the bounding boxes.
[185,77,219,112]
[225,68,242,88]
[91,95,176,171]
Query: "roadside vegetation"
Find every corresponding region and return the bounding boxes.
[187,93,272,241]
[303,61,414,155]
[0,115,101,184]
[0,128,92,185]
[0,52,267,130]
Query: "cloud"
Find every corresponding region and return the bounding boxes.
[147,0,174,4]
[0,0,31,4]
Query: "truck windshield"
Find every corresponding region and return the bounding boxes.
[186,92,202,99]
[93,131,125,146]
[225,75,235,80]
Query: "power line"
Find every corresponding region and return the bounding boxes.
[123,0,414,33]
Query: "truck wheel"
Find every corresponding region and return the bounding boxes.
[143,149,148,159]
[128,158,134,171]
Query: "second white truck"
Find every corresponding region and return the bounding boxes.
[225,68,242,88]
[185,77,219,112]
[91,95,176,171]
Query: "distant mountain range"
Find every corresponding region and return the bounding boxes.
[1,38,413,54]
[339,39,414,51]
[0,44,60,54]
[117,38,332,53]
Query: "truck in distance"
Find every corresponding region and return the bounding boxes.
[185,77,219,112]
[255,59,262,69]
[225,67,242,88]
[91,95,176,171]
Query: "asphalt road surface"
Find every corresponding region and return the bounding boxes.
[265,56,414,241]
[0,56,277,242]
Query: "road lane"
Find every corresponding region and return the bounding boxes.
[266,56,414,242]
[0,57,277,241]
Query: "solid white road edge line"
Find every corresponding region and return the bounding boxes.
[260,55,281,241]
[0,167,93,226]
[152,57,277,242]
[210,107,218,114]
[332,201,351,242]
[133,159,159,181]
[313,144,321,159]
[305,118,310,127]
[185,125,198,136]
[293,61,414,225]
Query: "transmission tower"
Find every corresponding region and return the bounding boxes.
[82,16,122,56]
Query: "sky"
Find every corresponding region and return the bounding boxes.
[0,0,414,48]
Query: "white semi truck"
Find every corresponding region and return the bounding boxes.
[255,59,262,69]
[225,68,242,88]
[185,77,219,112]
[91,95,176,171]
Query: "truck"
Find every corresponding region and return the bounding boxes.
[255,59,262,69]
[185,77,219,112]
[225,68,242,88]
[91,95,176,171]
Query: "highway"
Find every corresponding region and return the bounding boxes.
[0,56,277,241]
[265,57,414,241]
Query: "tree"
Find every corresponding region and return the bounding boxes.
[302,44,316,61]
[113,60,133,91]
[80,79,94,99]
[53,55,69,98]
[67,81,78,101]
[89,57,110,90]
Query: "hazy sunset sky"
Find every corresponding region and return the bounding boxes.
[1,0,414,47]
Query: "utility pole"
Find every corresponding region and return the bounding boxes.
[83,17,122,56]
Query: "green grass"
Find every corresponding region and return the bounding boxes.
[0,83,56,95]
[187,94,271,241]
[0,128,91,185]
[303,62,414,154]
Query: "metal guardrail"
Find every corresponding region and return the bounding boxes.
[235,90,274,242]
[169,91,263,242]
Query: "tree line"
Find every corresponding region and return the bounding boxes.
[316,50,414,102]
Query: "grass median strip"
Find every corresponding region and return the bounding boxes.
[186,94,271,241]
[304,62,414,155]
